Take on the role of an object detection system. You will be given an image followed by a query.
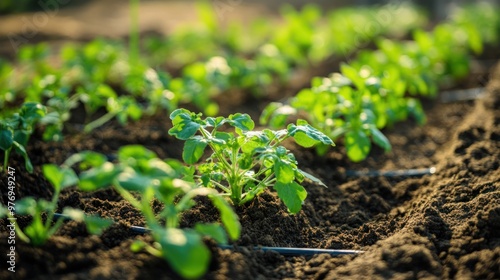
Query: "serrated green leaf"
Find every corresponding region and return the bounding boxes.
[273,181,307,214]
[228,113,254,131]
[205,116,226,128]
[274,160,295,184]
[288,122,334,147]
[292,131,319,148]
[168,109,201,140]
[238,153,253,169]
[238,132,268,154]
[345,130,371,162]
[183,136,208,164]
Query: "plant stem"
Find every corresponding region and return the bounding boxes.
[114,184,142,210]
[3,149,10,172]
[44,188,61,230]
[229,176,242,205]
[84,112,116,133]
[241,176,275,205]
[144,244,163,258]
[229,145,242,205]
[209,180,231,193]
[201,128,232,169]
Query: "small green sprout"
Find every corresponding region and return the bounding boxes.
[168,108,334,214]
[9,164,112,246]
[64,145,240,279]
[0,102,46,173]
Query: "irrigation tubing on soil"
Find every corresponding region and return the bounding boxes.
[439,87,485,103]
[52,214,363,257]
[345,167,437,178]
[218,245,364,256]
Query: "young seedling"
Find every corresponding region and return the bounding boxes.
[9,164,111,246]
[260,63,423,162]
[83,95,142,133]
[168,108,334,214]
[64,145,240,279]
[0,102,46,173]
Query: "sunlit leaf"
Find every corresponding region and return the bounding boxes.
[273,181,307,214]
[183,136,208,164]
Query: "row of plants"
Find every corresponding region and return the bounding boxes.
[0,2,429,172]
[1,111,334,278]
[0,3,427,122]
[145,2,426,68]
[1,2,499,279]
[261,3,500,162]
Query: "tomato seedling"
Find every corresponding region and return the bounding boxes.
[5,164,112,246]
[63,145,240,279]
[168,108,334,214]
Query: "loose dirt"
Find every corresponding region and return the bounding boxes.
[0,1,499,279]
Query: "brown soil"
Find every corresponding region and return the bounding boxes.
[1,1,500,279]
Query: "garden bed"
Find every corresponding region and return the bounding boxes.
[1,1,500,279]
[1,59,499,280]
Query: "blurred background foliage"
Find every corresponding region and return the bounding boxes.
[2,0,499,19]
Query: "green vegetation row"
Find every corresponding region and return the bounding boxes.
[1,3,426,116]
[1,111,334,278]
[0,2,427,173]
[261,3,500,162]
[1,2,499,279]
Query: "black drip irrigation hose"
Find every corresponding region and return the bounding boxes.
[218,245,363,256]
[52,214,363,257]
[345,167,436,178]
[439,87,485,103]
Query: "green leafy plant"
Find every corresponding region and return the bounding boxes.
[168,108,334,213]
[325,4,426,56]
[63,145,240,279]
[0,102,46,172]
[261,65,401,162]
[83,95,143,133]
[8,164,112,246]
[260,5,497,162]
